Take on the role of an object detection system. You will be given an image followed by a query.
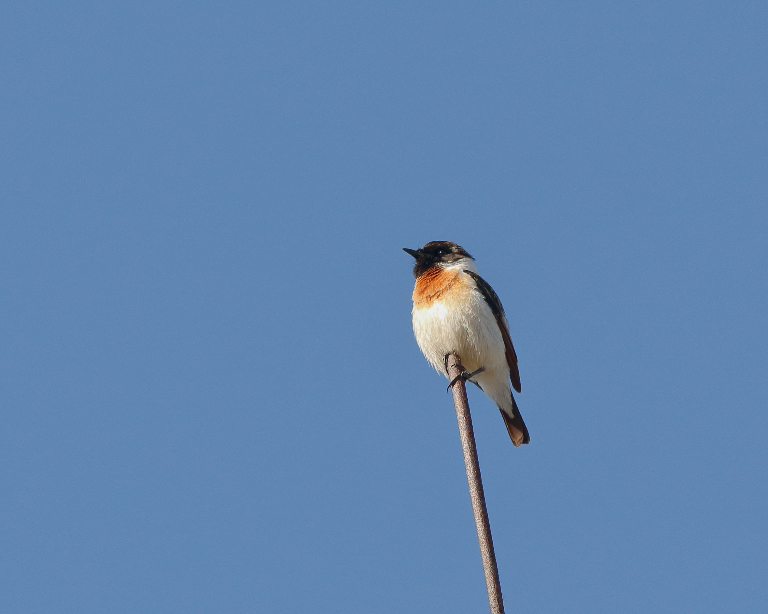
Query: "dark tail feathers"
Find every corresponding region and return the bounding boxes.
[499,395,530,447]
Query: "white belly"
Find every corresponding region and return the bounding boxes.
[411,289,507,378]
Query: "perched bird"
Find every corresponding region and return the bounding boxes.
[404,241,530,446]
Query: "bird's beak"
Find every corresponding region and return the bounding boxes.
[403,248,421,259]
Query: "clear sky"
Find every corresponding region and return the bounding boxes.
[2,2,766,612]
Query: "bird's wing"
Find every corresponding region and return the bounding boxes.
[464,270,521,393]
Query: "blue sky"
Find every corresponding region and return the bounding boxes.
[2,1,766,612]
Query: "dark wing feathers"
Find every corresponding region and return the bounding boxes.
[464,270,522,393]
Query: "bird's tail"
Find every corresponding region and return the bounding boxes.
[500,395,530,447]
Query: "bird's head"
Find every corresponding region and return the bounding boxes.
[403,241,474,278]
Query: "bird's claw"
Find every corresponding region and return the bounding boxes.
[447,367,486,391]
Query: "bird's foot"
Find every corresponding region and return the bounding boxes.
[447,367,485,391]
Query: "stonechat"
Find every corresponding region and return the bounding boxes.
[404,241,530,446]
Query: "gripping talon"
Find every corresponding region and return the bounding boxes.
[447,366,486,391]
[447,374,463,391]
[464,367,486,380]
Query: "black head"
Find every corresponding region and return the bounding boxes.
[403,241,474,278]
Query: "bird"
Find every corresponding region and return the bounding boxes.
[404,241,530,446]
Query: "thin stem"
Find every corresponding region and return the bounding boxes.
[445,354,505,614]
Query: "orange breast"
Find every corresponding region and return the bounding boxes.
[412,266,461,306]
